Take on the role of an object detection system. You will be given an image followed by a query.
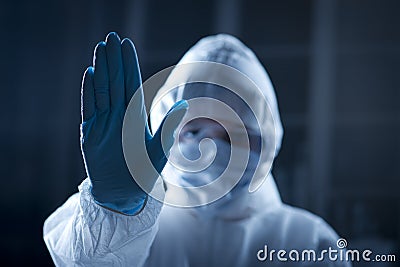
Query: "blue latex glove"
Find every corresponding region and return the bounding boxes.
[80,32,188,215]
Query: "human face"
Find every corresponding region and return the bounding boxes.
[179,118,261,153]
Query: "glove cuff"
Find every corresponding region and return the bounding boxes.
[90,186,148,216]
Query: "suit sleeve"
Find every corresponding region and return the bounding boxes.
[43,178,162,267]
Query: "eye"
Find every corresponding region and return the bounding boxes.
[183,129,199,138]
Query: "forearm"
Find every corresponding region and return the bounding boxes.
[43,178,163,266]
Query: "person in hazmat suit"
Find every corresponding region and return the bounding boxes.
[43,32,351,267]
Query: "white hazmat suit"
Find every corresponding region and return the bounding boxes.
[44,34,351,267]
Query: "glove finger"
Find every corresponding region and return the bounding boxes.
[149,100,188,171]
[121,38,142,107]
[81,66,95,121]
[93,41,110,112]
[105,32,125,110]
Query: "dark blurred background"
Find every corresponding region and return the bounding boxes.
[0,0,398,266]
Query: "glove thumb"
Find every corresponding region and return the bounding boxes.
[148,100,188,172]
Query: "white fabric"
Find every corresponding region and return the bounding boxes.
[43,34,351,266]
[44,177,349,266]
[43,178,162,266]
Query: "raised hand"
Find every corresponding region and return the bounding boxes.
[80,32,187,215]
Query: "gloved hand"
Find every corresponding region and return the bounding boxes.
[80,32,188,215]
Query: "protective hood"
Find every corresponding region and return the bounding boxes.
[149,34,284,210]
